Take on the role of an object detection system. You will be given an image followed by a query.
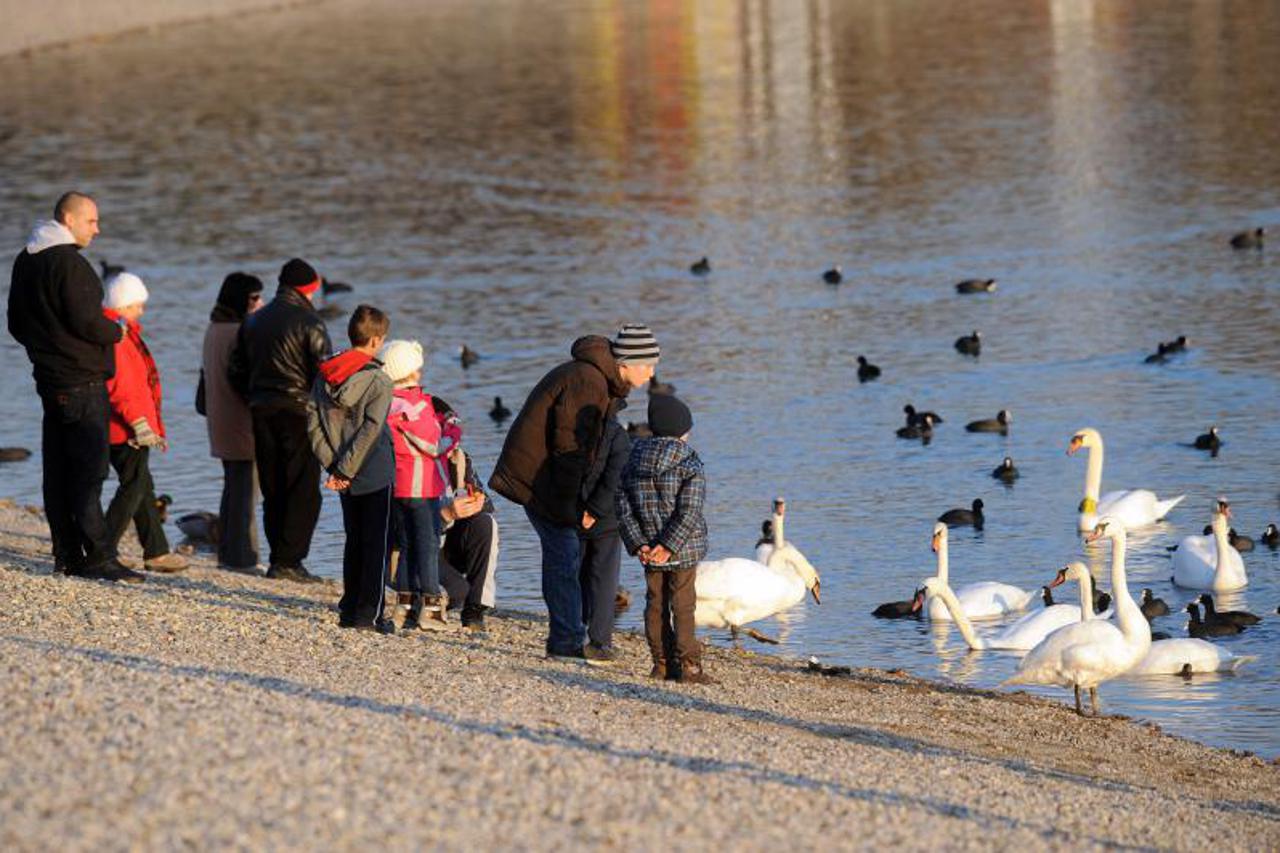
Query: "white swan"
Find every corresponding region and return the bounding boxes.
[1003,518,1151,715]
[753,498,820,599]
[695,499,820,643]
[917,562,1098,651]
[986,565,1112,650]
[923,522,1034,621]
[1127,638,1256,676]
[1171,499,1248,591]
[1068,428,1184,532]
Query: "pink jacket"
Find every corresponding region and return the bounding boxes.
[387,386,462,499]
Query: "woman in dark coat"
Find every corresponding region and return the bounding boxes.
[201,273,264,571]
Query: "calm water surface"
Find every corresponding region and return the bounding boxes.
[1,0,1278,755]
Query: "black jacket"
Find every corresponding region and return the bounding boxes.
[228,285,331,412]
[488,336,632,527]
[8,223,121,389]
[579,403,630,539]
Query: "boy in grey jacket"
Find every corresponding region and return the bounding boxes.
[307,305,395,632]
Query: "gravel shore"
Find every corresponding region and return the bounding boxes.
[0,499,1276,851]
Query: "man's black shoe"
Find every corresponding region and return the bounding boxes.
[71,560,145,583]
[461,606,487,633]
[351,618,396,635]
[265,563,323,584]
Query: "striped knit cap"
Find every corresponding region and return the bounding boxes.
[611,323,661,365]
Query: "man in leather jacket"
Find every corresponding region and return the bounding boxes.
[228,258,331,582]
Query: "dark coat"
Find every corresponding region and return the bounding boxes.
[616,437,708,570]
[579,402,630,540]
[228,285,331,412]
[8,229,121,390]
[488,336,631,527]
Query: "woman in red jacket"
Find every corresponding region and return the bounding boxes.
[102,273,187,572]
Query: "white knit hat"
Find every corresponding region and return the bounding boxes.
[104,272,148,309]
[379,339,424,384]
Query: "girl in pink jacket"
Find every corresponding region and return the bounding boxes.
[380,340,463,630]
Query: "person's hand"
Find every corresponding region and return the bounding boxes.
[637,545,652,564]
[324,475,351,491]
[647,544,672,565]
[128,418,165,449]
[450,492,485,520]
[581,511,596,531]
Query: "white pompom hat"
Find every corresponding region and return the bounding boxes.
[104,272,149,309]
[379,339,424,384]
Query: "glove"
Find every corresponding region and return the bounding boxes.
[129,418,165,449]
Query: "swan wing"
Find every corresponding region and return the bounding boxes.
[1127,638,1254,675]
[988,605,1082,650]
[1098,490,1183,529]
[694,558,804,626]
[1005,620,1124,686]
[1172,536,1248,591]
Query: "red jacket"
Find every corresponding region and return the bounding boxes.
[104,309,164,445]
[388,386,462,499]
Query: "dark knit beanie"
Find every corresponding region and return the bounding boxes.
[279,258,320,291]
[648,394,692,438]
[611,323,661,365]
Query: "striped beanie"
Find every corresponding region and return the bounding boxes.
[611,323,661,365]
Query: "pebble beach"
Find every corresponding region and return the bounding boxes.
[1,499,1276,850]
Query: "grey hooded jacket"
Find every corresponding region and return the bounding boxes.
[306,351,394,496]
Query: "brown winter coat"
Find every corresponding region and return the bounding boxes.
[488,336,632,526]
[202,321,254,460]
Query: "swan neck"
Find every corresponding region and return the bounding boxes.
[938,585,984,650]
[935,537,948,585]
[1212,521,1230,573]
[1077,572,1095,620]
[772,512,786,549]
[1084,441,1103,501]
[1109,531,1143,638]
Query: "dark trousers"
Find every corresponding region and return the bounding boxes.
[440,513,498,613]
[105,444,170,559]
[218,460,259,569]
[579,533,621,650]
[338,486,391,626]
[251,406,321,568]
[644,568,699,666]
[524,506,585,655]
[393,497,441,595]
[38,383,115,571]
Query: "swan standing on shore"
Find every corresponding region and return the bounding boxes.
[1068,428,1184,532]
[1172,500,1248,591]
[1003,518,1151,715]
[916,562,1100,651]
[695,498,820,644]
[923,523,1034,621]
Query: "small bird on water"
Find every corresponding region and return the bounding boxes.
[938,498,985,530]
[954,330,981,356]
[489,396,511,422]
[955,278,996,294]
[99,259,125,280]
[1193,426,1221,456]
[648,375,676,395]
[903,404,943,428]
[690,256,711,276]
[992,457,1019,483]
[321,278,353,295]
[823,266,843,285]
[856,356,880,383]
[0,447,33,463]
[965,409,1011,434]
[1229,227,1264,249]
[459,345,480,368]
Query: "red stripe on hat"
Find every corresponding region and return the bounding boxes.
[295,276,322,296]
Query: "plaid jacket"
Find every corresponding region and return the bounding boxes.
[616,437,707,570]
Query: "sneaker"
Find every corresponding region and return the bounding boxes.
[418,593,456,632]
[144,552,188,573]
[583,643,617,667]
[265,563,323,584]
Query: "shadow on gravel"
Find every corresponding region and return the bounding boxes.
[0,635,1132,847]
[530,667,1280,826]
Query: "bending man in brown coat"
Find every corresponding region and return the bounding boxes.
[489,324,659,658]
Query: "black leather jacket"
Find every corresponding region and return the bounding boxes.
[228,285,331,412]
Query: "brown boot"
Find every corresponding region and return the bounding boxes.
[677,659,718,685]
[648,660,667,680]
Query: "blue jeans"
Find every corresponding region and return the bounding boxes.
[525,506,584,655]
[394,498,441,595]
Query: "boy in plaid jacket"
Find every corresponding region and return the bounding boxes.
[617,394,712,684]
